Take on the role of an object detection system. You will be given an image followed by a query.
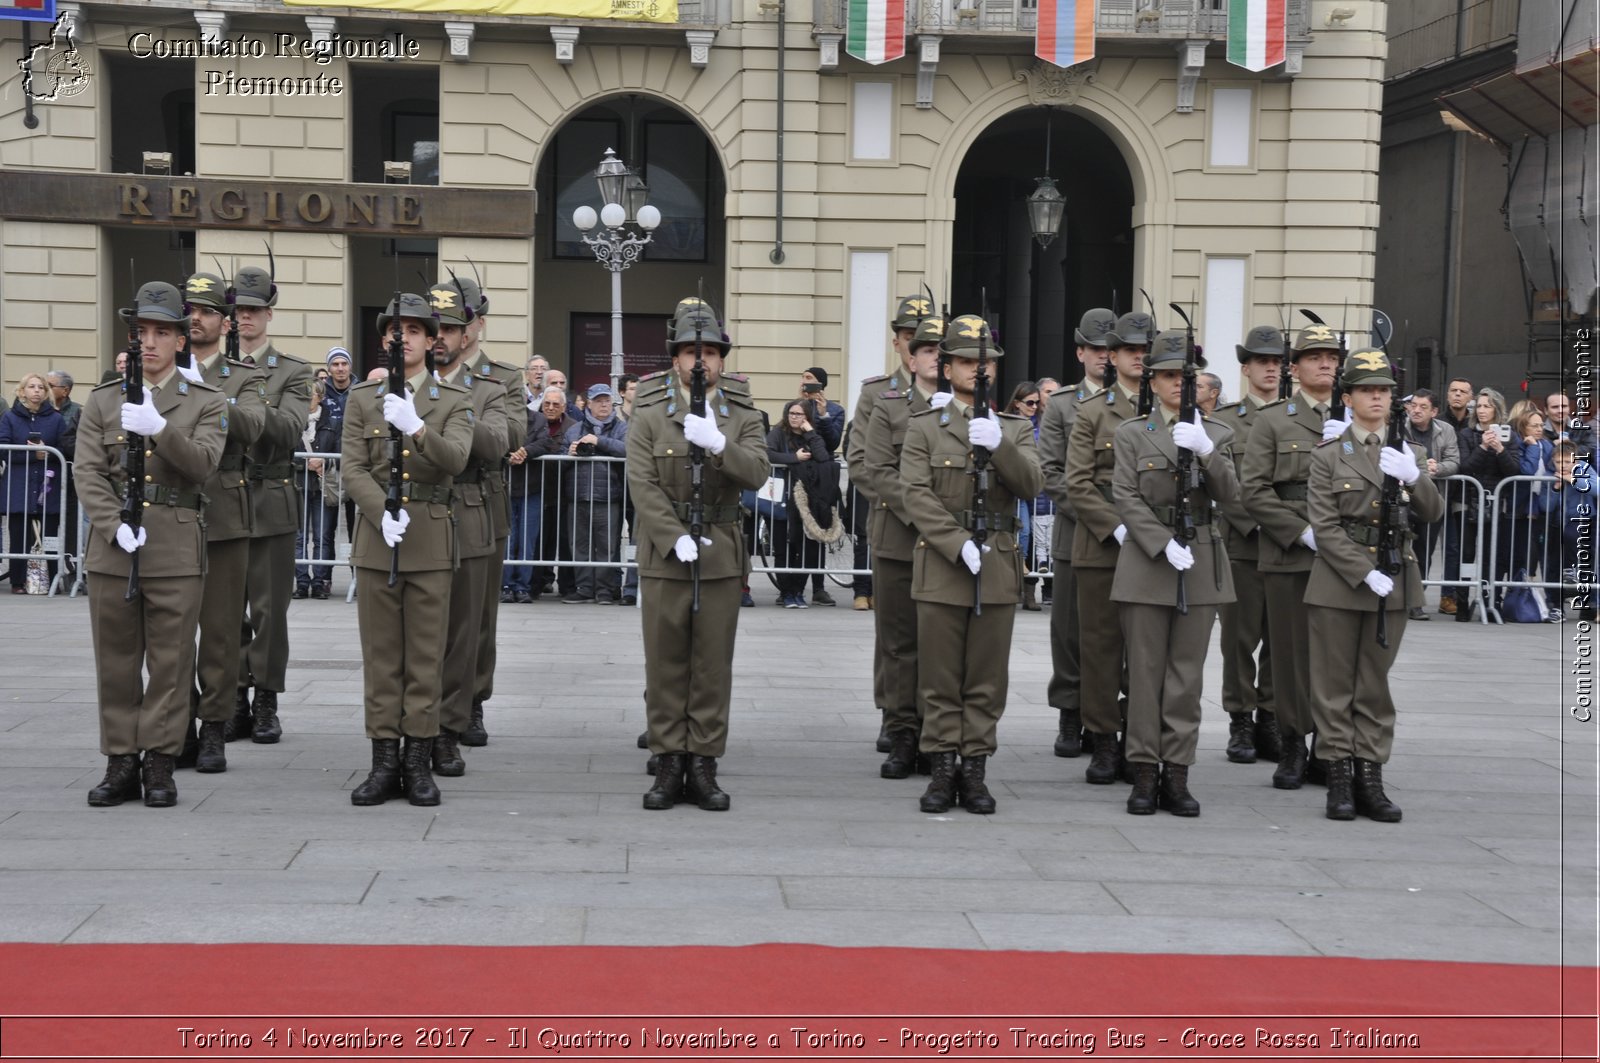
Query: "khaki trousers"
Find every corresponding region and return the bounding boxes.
[475,545,506,703]
[1046,559,1080,711]
[874,556,920,734]
[1307,605,1406,763]
[1120,602,1215,766]
[90,572,203,756]
[641,575,741,757]
[1219,559,1274,716]
[195,537,249,723]
[916,600,1015,757]
[1262,570,1314,737]
[355,566,452,740]
[239,530,294,692]
[1076,566,1125,734]
[440,554,489,734]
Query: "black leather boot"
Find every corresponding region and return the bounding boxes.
[1053,709,1083,758]
[1085,731,1120,785]
[460,700,488,746]
[1226,712,1257,763]
[432,729,465,777]
[645,752,660,775]
[880,729,918,779]
[87,754,141,806]
[224,688,253,742]
[919,752,958,813]
[1273,729,1307,789]
[957,755,996,814]
[250,689,281,744]
[686,755,731,811]
[875,713,892,754]
[141,751,178,808]
[175,716,201,770]
[1253,709,1282,762]
[351,739,402,806]
[1354,758,1402,822]
[636,730,649,750]
[1125,762,1158,815]
[1157,763,1200,817]
[402,737,441,806]
[195,721,227,774]
[643,753,686,810]
[1325,756,1356,820]
[1117,732,1137,783]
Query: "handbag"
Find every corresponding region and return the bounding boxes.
[1500,575,1546,624]
[25,518,47,595]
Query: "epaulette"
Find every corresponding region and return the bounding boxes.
[1080,385,1106,400]
[997,411,1029,421]
[350,378,384,393]
[639,370,670,383]
[1315,436,1340,448]
[470,369,508,388]
[487,357,519,377]
[635,385,671,409]
[862,374,889,385]
[225,357,259,371]
[438,379,472,395]
[1260,398,1289,410]
[881,390,905,401]
[720,385,757,412]
[908,407,937,419]
[179,379,222,395]
[265,351,309,369]
[720,372,752,397]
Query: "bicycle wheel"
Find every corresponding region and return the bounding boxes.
[756,514,782,589]
[825,530,854,587]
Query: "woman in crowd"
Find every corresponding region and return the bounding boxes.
[1006,381,1048,611]
[0,373,66,593]
[765,399,834,609]
[1456,387,1523,619]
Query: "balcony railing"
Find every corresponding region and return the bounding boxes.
[818,0,1310,41]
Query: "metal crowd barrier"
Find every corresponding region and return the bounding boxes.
[1419,474,1494,624]
[0,444,72,597]
[1485,473,1586,624]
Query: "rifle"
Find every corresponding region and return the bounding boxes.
[1169,300,1201,616]
[936,277,951,395]
[120,276,145,602]
[1137,289,1158,417]
[970,296,992,617]
[213,256,240,363]
[687,281,708,614]
[384,291,406,588]
[1103,289,1120,404]
[1277,306,1293,400]
[1374,334,1406,649]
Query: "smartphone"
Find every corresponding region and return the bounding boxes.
[1495,424,1512,443]
[801,382,824,394]
[26,432,42,446]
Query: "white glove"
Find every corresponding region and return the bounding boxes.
[120,388,167,437]
[1171,412,1214,457]
[682,412,726,456]
[383,389,424,436]
[968,412,1003,451]
[929,391,953,410]
[1363,569,1395,598]
[673,534,713,563]
[176,360,204,385]
[115,523,146,554]
[1321,415,1350,443]
[381,508,410,548]
[1378,444,1421,485]
[959,539,992,575]
[1163,539,1195,572]
[1112,524,1128,546]
[1298,526,1317,552]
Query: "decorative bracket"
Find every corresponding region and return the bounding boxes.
[55,2,84,41]
[194,11,229,46]
[817,31,842,71]
[1283,40,1306,77]
[1014,59,1098,108]
[303,16,336,48]
[444,21,475,61]
[550,26,579,64]
[685,29,716,68]
[1175,39,1206,113]
[915,34,940,109]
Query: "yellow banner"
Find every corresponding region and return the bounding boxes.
[281,0,678,23]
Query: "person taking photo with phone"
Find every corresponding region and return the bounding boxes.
[1455,387,1522,620]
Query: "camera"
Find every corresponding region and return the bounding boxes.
[575,441,596,457]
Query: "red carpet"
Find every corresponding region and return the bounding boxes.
[0,944,1594,1061]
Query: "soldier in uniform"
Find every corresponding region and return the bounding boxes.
[78,282,227,807]
[181,272,267,773]
[1065,311,1155,784]
[1038,307,1116,758]
[230,264,313,745]
[628,305,770,811]
[446,274,526,748]
[1111,334,1238,816]
[1209,325,1284,764]
[341,293,475,806]
[426,283,509,777]
[899,314,1043,814]
[847,294,928,753]
[1306,349,1442,821]
[861,314,943,778]
[1240,324,1346,789]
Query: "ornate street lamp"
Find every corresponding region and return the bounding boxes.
[1026,114,1065,248]
[572,148,662,390]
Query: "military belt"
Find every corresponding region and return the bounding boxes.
[247,461,295,481]
[400,482,454,506]
[481,466,506,493]
[671,501,742,525]
[1147,504,1213,526]
[1340,520,1411,548]
[1272,481,1309,501]
[954,510,1019,534]
[118,482,205,511]
[217,454,247,472]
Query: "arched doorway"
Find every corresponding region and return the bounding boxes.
[534,96,727,392]
[952,108,1134,395]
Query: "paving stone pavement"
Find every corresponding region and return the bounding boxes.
[0,582,1593,965]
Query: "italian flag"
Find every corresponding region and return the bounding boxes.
[1036,0,1095,70]
[846,0,906,64]
[1227,0,1286,71]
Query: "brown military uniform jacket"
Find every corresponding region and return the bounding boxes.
[442,364,510,561]
[75,374,228,577]
[899,403,1043,606]
[1110,410,1238,607]
[196,354,268,542]
[861,383,932,561]
[1305,428,1444,611]
[1240,392,1329,572]
[462,349,526,539]
[626,374,770,581]
[240,344,312,537]
[846,368,911,504]
[341,373,474,573]
[1209,393,1271,563]
[1038,380,1092,561]
[1067,382,1141,569]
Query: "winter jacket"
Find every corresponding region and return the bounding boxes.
[561,411,629,502]
[0,399,65,515]
[1458,424,1523,518]
[519,412,576,498]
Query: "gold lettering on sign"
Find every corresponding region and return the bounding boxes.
[264,191,283,223]
[170,185,198,219]
[394,193,421,227]
[346,193,377,226]
[120,183,152,218]
[213,188,245,222]
[297,191,332,224]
